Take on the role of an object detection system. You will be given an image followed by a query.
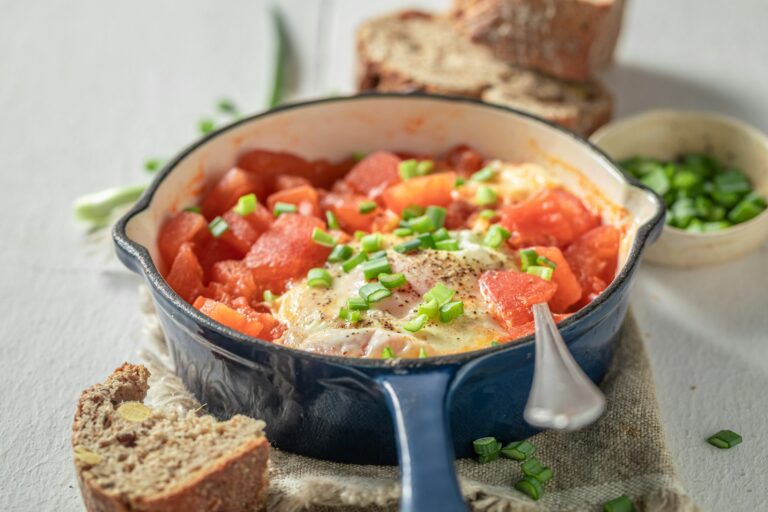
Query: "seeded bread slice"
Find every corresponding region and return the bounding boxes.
[356,11,612,136]
[72,363,269,512]
[450,0,626,81]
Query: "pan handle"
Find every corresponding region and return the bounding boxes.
[375,371,467,512]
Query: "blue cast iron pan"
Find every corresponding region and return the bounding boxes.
[113,94,665,512]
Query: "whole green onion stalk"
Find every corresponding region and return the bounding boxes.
[73,6,290,231]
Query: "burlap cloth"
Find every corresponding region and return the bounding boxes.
[137,288,698,512]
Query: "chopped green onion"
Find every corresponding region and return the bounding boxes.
[521,458,553,483]
[415,299,438,320]
[398,159,419,180]
[478,452,500,464]
[338,307,362,323]
[714,170,751,194]
[73,184,147,224]
[472,437,501,456]
[436,239,460,251]
[233,193,257,216]
[519,249,538,272]
[672,170,700,190]
[368,250,387,260]
[360,257,391,280]
[670,197,697,228]
[417,233,436,249]
[454,177,466,188]
[394,227,413,237]
[326,210,340,230]
[416,160,434,175]
[208,216,229,238]
[394,239,422,253]
[536,255,557,269]
[425,206,447,229]
[527,265,554,281]
[439,301,464,323]
[268,5,288,108]
[263,290,276,302]
[701,221,732,232]
[707,429,742,449]
[144,158,163,173]
[514,476,543,501]
[424,283,455,306]
[479,209,496,220]
[402,205,425,220]
[379,272,406,289]
[403,314,428,332]
[217,98,239,116]
[183,206,202,214]
[640,167,671,196]
[475,185,497,206]
[409,215,435,233]
[470,166,495,182]
[359,282,392,303]
[358,200,377,214]
[307,268,333,288]
[198,118,215,135]
[352,150,367,162]
[341,251,368,273]
[381,346,395,359]
[354,230,366,240]
[311,227,337,247]
[432,227,450,242]
[603,495,635,512]
[418,347,428,358]
[501,440,535,461]
[273,202,297,216]
[347,297,369,311]
[490,340,501,347]
[361,233,383,253]
[328,244,354,263]
[728,197,765,224]
[483,224,511,248]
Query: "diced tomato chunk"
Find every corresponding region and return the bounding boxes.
[499,189,600,248]
[244,214,331,293]
[266,185,321,218]
[274,174,312,191]
[479,270,558,332]
[200,167,267,219]
[381,172,456,214]
[218,211,259,255]
[324,193,381,232]
[210,259,259,301]
[236,150,353,190]
[530,246,583,314]
[444,200,477,230]
[503,313,572,341]
[444,144,484,174]
[165,243,204,303]
[344,151,402,197]
[565,225,620,307]
[157,211,210,269]
[196,238,242,283]
[192,297,282,340]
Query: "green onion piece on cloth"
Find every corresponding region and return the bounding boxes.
[501,440,535,460]
[603,495,635,512]
[707,429,742,449]
[514,476,544,500]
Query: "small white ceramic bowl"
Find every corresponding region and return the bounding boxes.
[591,110,768,267]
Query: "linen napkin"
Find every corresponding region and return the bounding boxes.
[137,288,698,512]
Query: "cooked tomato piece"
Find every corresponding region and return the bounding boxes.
[479,270,558,331]
[444,144,484,174]
[370,210,401,233]
[266,185,321,218]
[157,211,210,268]
[196,238,242,283]
[165,243,204,303]
[503,313,572,341]
[274,174,312,191]
[499,189,600,248]
[200,167,267,219]
[344,151,402,197]
[381,172,456,214]
[244,213,331,293]
[530,246,583,314]
[192,296,281,340]
[444,200,477,230]
[564,225,620,307]
[241,202,274,236]
[237,149,352,190]
[210,259,259,301]
[218,211,259,255]
[326,193,381,232]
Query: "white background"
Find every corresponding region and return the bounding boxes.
[1,0,766,510]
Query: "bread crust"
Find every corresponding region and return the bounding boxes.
[450,0,626,81]
[73,363,269,512]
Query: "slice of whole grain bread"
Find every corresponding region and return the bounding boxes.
[449,0,626,81]
[356,11,612,136]
[72,363,269,512]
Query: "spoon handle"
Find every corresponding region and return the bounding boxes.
[523,303,606,431]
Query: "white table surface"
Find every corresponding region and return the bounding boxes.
[1,1,766,510]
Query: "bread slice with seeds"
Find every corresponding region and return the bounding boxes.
[72,363,269,512]
[356,11,612,136]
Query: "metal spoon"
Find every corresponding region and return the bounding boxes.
[523,303,606,431]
